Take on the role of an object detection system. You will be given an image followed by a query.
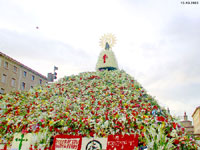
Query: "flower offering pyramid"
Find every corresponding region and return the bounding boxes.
[0,34,198,149]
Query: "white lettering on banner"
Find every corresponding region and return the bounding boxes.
[52,135,82,150]
[107,134,138,150]
[108,141,134,146]
[55,138,80,150]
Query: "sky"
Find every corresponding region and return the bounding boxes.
[0,0,200,121]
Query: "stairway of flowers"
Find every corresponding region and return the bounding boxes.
[0,70,198,149]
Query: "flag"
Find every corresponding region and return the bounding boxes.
[54,66,58,71]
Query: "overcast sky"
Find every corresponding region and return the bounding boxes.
[0,0,200,121]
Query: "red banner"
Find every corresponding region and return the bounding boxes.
[52,135,82,150]
[52,134,138,150]
[107,134,138,150]
[0,143,6,150]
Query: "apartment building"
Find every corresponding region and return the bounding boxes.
[0,52,48,94]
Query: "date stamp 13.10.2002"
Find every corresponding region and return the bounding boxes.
[180,1,199,4]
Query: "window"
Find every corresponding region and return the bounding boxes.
[23,71,27,77]
[13,66,17,73]
[32,75,35,81]
[0,88,4,94]
[39,79,42,84]
[11,78,16,87]
[22,82,25,90]
[4,61,8,69]
[1,74,7,83]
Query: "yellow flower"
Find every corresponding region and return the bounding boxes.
[143,115,148,119]
[49,121,54,125]
[162,122,165,128]
[115,114,119,118]
[142,128,146,132]
[100,117,103,121]
[88,118,91,122]
[66,112,69,116]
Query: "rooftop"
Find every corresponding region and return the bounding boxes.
[0,52,47,80]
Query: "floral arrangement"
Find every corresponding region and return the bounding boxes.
[96,50,118,71]
[0,70,198,149]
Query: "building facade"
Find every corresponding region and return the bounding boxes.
[0,52,48,94]
[180,112,194,135]
[192,106,200,135]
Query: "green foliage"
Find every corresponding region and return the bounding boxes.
[144,124,175,150]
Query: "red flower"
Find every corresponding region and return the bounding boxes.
[174,139,179,145]
[173,122,177,129]
[35,92,39,98]
[141,132,144,137]
[90,131,95,137]
[157,116,165,122]
[88,75,100,80]
[181,128,185,132]
[55,128,60,133]
[105,114,109,120]
[153,105,158,109]
[91,110,95,115]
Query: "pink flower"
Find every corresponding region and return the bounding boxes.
[22,129,28,134]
